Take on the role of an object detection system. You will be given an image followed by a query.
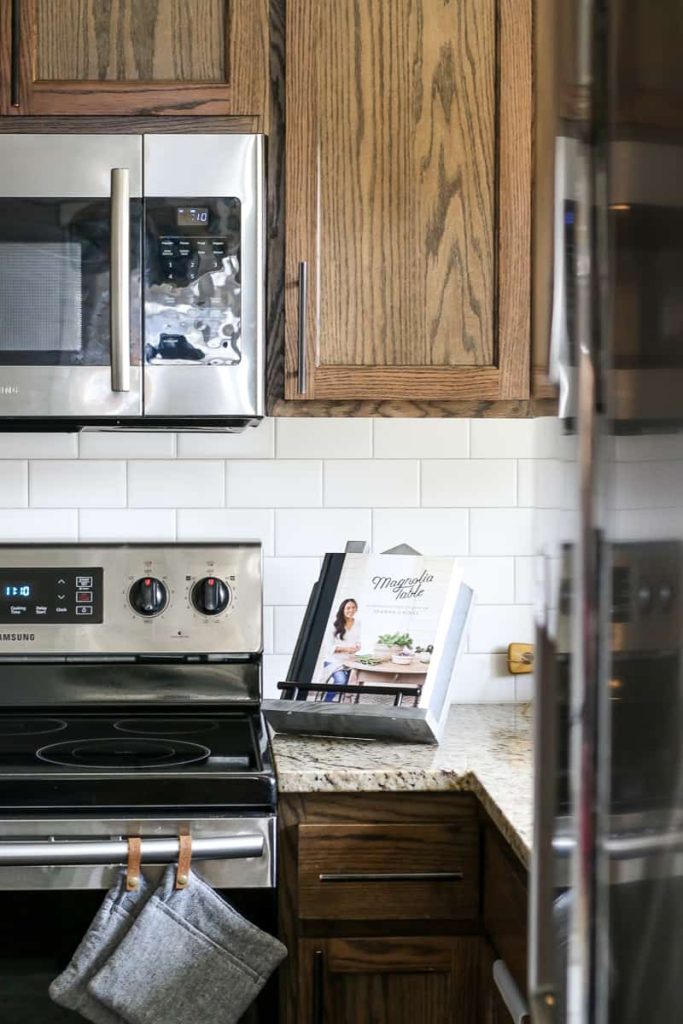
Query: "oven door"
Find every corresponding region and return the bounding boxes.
[0,135,143,421]
[0,816,277,1023]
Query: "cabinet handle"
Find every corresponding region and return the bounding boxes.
[312,948,324,1024]
[11,0,20,107]
[493,960,531,1024]
[297,261,308,394]
[110,168,131,393]
[318,871,463,883]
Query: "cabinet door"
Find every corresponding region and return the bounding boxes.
[1,0,268,117]
[300,936,479,1024]
[285,0,531,404]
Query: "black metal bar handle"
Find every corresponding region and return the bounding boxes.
[312,948,324,1024]
[319,871,463,883]
[297,261,308,394]
[11,0,20,107]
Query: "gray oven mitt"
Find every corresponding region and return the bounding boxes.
[87,864,287,1024]
[49,870,154,1024]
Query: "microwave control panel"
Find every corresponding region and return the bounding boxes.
[144,197,242,366]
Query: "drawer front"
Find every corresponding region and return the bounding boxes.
[297,821,479,920]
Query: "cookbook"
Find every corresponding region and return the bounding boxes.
[262,553,473,743]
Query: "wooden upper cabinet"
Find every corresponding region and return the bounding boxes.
[0,0,269,118]
[284,0,531,404]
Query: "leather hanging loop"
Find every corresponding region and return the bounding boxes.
[126,836,142,892]
[176,834,192,890]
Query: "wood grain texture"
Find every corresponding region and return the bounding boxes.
[283,0,532,406]
[497,0,532,399]
[298,821,479,921]
[35,0,226,82]
[10,0,269,118]
[482,824,529,999]
[266,1,529,417]
[299,936,480,1024]
[0,114,259,133]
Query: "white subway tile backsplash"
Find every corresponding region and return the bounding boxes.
[79,509,176,541]
[263,606,274,655]
[6,416,549,703]
[277,418,372,459]
[274,605,307,654]
[422,460,516,508]
[373,419,469,459]
[470,508,534,555]
[372,508,468,556]
[514,557,535,604]
[128,461,223,508]
[178,419,275,459]
[30,460,125,508]
[0,434,77,459]
[467,604,535,653]
[450,653,519,702]
[275,508,371,556]
[79,433,175,459]
[264,557,320,606]
[324,460,419,508]
[471,419,535,459]
[176,509,275,554]
[262,655,292,699]
[0,508,78,541]
[227,461,322,508]
[0,462,28,507]
[459,557,514,605]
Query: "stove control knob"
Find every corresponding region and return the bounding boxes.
[191,576,230,616]
[129,576,168,617]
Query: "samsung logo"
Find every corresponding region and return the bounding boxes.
[0,633,35,641]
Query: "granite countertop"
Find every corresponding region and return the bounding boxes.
[271,703,533,867]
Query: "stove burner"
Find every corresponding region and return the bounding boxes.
[36,737,211,770]
[0,718,67,737]
[114,719,219,737]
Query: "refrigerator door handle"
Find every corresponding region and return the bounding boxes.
[548,136,580,418]
[529,619,559,1023]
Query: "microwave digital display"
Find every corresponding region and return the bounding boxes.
[176,207,209,227]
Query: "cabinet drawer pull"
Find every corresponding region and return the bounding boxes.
[11,0,20,107]
[318,871,464,883]
[312,948,324,1024]
[297,260,308,394]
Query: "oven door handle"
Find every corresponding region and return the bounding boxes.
[0,834,264,867]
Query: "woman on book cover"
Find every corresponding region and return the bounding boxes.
[317,598,361,702]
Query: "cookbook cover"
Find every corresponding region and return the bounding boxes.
[264,553,473,743]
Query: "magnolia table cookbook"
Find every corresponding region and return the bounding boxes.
[262,552,473,743]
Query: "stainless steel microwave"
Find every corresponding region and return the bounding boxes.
[0,134,264,430]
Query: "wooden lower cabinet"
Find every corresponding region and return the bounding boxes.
[299,936,480,1024]
[278,793,529,1023]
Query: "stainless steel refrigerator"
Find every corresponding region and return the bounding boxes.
[531,1,683,1021]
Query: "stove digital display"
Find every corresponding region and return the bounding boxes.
[0,568,103,624]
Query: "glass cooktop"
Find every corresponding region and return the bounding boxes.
[0,711,275,813]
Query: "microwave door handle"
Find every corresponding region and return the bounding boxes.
[110,167,131,393]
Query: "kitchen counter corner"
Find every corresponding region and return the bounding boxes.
[270,703,533,867]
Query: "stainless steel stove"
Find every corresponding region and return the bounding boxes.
[0,543,278,1021]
